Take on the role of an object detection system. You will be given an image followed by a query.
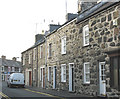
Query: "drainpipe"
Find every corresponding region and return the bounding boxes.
[32,50,33,87]
[36,46,38,87]
[45,35,47,88]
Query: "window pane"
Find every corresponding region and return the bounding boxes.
[86,74,90,82]
[85,64,89,73]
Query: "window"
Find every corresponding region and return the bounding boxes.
[8,67,11,72]
[12,67,14,72]
[29,53,31,64]
[40,45,43,58]
[40,68,42,81]
[2,75,4,81]
[61,36,66,54]
[48,67,52,81]
[15,67,19,72]
[83,25,89,46]
[23,55,25,65]
[34,48,36,60]
[61,64,66,82]
[19,68,21,72]
[2,66,4,72]
[48,43,52,57]
[84,62,90,84]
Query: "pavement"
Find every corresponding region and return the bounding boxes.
[25,85,94,98]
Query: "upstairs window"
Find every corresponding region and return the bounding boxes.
[23,55,25,65]
[34,48,36,60]
[61,36,66,54]
[83,25,89,46]
[40,45,43,59]
[48,43,52,58]
[61,64,66,82]
[84,62,90,84]
[29,53,31,64]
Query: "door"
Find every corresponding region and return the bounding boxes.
[43,68,45,88]
[29,71,32,86]
[53,66,57,89]
[99,62,106,96]
[69,63,74,91]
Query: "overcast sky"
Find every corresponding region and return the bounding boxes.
[0,0,78,61]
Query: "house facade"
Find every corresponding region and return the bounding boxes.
[22,0,120,97]
[0,56,22,81]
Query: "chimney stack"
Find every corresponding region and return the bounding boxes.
[12,57,16,61]
[78,0,97,13]
[1,55,6,60]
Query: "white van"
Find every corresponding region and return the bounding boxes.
[7,73,25,88]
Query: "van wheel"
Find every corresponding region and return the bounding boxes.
[9,84,12,88]
[22,85,25,88]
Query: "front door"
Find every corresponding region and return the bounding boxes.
[43,68,45,88]
[53,66,57,89]
[69,63,74,91]
[99,62,106,96]
[29,71,32,86]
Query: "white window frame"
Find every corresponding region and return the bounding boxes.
[40,68,42,81]
[61,36,66,54]
[23,55,25,65]
[40,45,43,59]
[48,43,52,57]
[12,67,14,72]
[61,64,66,82]
[29,53,31,64]
[2,66,4,72]
[83,25,89,46]
[19,68,21,72]
[34,48,36,60]
[83,62,90,84]
[48,66,52,81]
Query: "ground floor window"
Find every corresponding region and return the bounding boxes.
[2,74,4,81]
[83,62,90,84]
[110,56,120,90]
[61,64,66,82]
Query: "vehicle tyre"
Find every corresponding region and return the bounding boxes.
[22,85,25,88]
[7,84,9,87]
[9,84,12,88]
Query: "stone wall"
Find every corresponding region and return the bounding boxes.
[22,2,120,97]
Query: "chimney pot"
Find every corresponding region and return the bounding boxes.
[1,55,6,59]
[12,57,16,61]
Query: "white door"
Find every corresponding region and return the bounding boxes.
[69,63,74,91]
[53,66,56,89]
[99,62,106,96]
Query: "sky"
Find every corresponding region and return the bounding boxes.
[0,0,78,61]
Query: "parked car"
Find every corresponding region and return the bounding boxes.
[7,73,25,88]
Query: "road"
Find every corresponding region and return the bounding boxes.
[1,82,59,99]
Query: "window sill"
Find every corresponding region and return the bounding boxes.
[61,53,66,55]
[48,57,52,59]
[61,81,66,83]
[83,83,90,85]
[82,44,90,48]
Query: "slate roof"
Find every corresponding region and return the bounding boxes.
[0,58,21,67]
[76,0,120,23]
[21,36,45,54]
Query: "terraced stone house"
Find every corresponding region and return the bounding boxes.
[22,0,120,97]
